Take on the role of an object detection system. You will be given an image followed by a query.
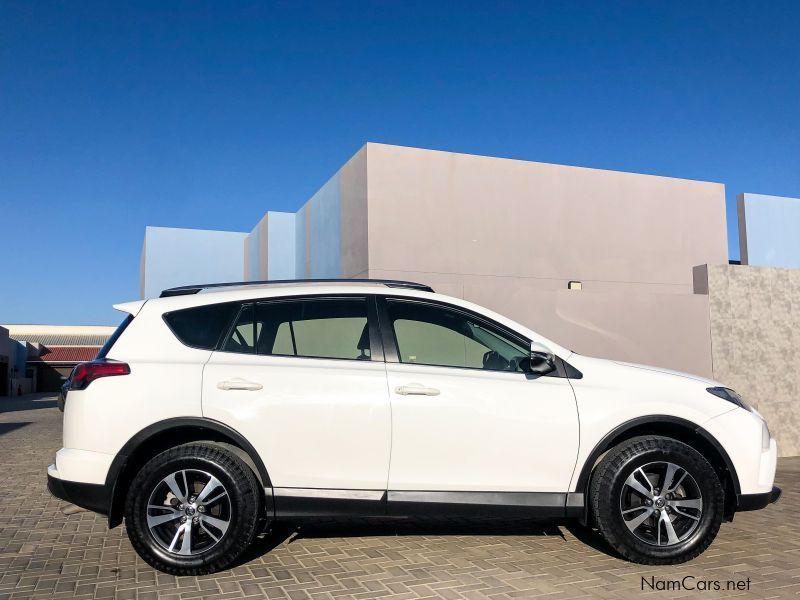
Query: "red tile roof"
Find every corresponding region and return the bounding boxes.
[29,346,101,363]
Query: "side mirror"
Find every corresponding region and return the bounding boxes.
[529,341,556,375]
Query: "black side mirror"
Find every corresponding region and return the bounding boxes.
[529,342,556,375]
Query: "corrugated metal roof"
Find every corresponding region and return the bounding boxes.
[9,333,111,346]
[28,346,101,363]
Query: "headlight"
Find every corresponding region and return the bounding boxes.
[706,387,752,412]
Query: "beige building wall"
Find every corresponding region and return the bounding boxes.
[361,143,727,377]
[697,264,800,457]
[367,268,713,376]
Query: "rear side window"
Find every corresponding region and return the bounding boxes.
[222,304,259,353]
[221,297,371,361]
[164,302,239,350]
[263,299,370,360]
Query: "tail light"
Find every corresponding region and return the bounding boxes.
[70,360,130,390]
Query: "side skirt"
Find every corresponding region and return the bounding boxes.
[387,491,568,518]
[272,488,584,519]
[274,488,387,517]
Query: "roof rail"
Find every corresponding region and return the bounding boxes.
[159,278,435,298]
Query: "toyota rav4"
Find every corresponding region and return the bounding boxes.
[47,279,780,574]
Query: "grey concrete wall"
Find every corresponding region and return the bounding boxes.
[241,146,367,282]
[340,146,369,279]
[266,212,296,280]
[243,213,269,281]
[294,204,309,278]
[139,238,146,299]
[699,264,800,457]
[307,175,341,278]
[140,226,248,299]
[363,143,726,377]
[738,193,800,269]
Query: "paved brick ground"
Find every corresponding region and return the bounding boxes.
[0,395,798,599]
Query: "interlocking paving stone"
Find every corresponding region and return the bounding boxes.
[1,394,798,598]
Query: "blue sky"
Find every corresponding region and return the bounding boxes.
[1,1,798,325]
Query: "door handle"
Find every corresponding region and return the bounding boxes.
[395,383,440,396]
[217,378,263,391]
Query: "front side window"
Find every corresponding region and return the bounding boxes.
[386,300,528,372]
[220,297,371,360]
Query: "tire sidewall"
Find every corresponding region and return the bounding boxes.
[126,449,257,571]
[601,444,723,560]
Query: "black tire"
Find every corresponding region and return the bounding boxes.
[124,443,262,575]
[589,435,723,564]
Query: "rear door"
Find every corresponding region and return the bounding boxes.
[202,295,391,516]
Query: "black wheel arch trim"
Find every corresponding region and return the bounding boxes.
[105,417,273,528]
[574,415,741,508]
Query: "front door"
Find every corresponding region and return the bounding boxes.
[379,298,579,512]
[202,295,391,516]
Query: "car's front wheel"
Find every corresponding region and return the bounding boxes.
[124,443,262,575]
[590,435,724,564]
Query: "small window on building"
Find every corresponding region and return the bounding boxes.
[163,302,239,350]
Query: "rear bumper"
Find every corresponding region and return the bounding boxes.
[47,464,110,515]
[737,486,782,512]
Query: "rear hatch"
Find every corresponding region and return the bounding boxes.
[59,301,145,411]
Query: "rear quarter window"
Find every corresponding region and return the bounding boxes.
[163,302,239,350]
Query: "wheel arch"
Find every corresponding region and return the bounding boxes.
[105,417,273,528]
[574,415,740,522]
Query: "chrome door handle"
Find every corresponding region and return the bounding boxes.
[217,378,263,391]
[395,383,440,396]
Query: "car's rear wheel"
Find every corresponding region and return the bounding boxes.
[590,435,723,564]
[124,443,261,575]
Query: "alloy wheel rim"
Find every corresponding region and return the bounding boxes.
[619,461,703,546]
[146,469,232,556]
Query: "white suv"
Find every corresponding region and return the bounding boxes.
[47,279,780,574]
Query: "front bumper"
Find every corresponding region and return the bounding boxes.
[703,409,778,497]
[47,464,110,515]
[737,486,782,512]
